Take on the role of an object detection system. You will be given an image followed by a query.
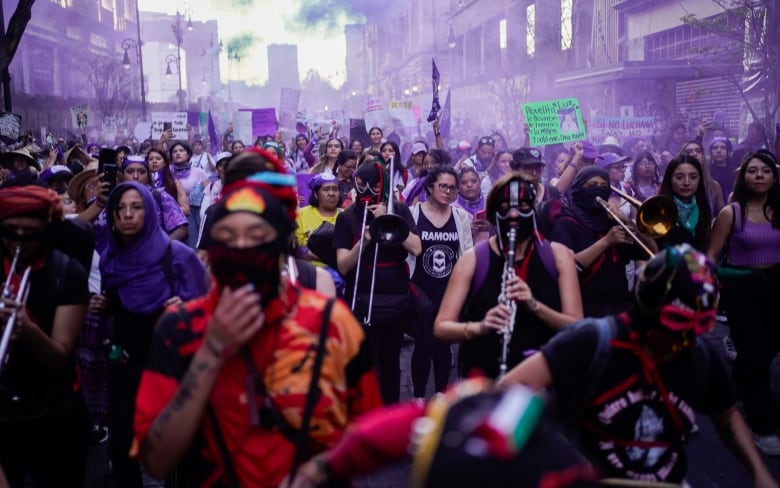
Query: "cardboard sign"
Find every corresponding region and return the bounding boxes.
[522,98,586,146]
[0,112,21,144]
[363,97,386,132]
[71,104,91,130]
[590,117,655,143]
[151,112,188,140]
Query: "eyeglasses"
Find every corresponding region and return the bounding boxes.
[437,183,457,192]
[637,161,655,167]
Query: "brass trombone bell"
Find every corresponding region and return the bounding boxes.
[609,186,678,238]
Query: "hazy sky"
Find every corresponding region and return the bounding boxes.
[138,0,355,86]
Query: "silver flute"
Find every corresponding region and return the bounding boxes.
[498,228,518,379]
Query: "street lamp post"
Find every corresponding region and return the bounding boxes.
[171,9,193,111]
[122,38,147,119]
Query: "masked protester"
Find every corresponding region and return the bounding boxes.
[134,164,382,487]
[551,166,656,317]
[435,174,582,379]
[0,186,90,487]
[499,245,778,488]
[334,159,422,404]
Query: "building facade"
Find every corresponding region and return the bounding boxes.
[359,0,758,147]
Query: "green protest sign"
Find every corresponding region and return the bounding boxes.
[522,98,586,146]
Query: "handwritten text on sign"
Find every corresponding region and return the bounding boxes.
[522,98,586,146]
[151,112,188,140]
[590,117,655,142]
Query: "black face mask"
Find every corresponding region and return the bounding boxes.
[207,238,287,305]
[495,209,536,252]
[572,186,611,210]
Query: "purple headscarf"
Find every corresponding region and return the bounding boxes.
[100,181,174,314]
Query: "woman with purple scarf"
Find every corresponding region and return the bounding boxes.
[100,181,208,488]
[170,142,209,248]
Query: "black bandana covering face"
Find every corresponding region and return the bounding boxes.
[495,179,537,251]
[354,161,387,208]
[208,239,287,305]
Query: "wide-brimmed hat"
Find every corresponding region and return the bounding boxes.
[597,136,624,156]
[63,146,93,166]
[598,152,631,169]
[0,147,40,170]
[67,160,99,201]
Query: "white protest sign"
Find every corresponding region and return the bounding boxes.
[233,111,253,144]
[150,112,188,140]
[388,100,416,129]
[363,97,386,132]
[590,116,655,143]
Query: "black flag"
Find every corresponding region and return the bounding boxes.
[426,58,441,123]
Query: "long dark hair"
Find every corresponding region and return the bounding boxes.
[333,149,358,178]
[146,148,178,201]
[629,150,660,200]
[380,141,403,176]
[732,151,780,229]
[659,155,712,244]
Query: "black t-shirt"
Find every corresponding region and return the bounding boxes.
[710,161,737,203]
[460,242,561,379]
[541,318,735,483]
[333,201,418,299]
[412,209,459,305]
[550,217,642,316]
[1,250,88,412]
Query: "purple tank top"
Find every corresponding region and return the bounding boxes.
[728,204,780,266]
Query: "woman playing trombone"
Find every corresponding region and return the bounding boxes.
[550,166,657,317]
[334,159,421,404]
[435,174,582,380]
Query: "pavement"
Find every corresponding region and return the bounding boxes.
[82,321,780,487]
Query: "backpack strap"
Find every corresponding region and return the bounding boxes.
[468,240,492,301]
[534,238,559,282]
[49,250,71,300]
[206,405,240,488]
[293,258,318,291]
[289,297,336,481]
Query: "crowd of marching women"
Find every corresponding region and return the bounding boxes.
[0,114,780,487]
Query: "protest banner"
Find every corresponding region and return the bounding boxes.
[589,116,655,143]
[295,111,312,135]
[363,97,386,132]
[349,118,369,148]
[296,173,314,208]
[71,104,92,131]
[238,108,278,139]
[388,100,416,129]
[151,112,188,140]
[0,112,22,144]
[102,116,118,143]
[522,98,586,146]
[279,88,301,131]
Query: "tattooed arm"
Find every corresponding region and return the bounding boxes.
[139,284,266,479]
[140,342,225,479]
[711,406,779,488]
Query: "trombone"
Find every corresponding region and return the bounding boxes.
[0,247,32,374]
[595,186,678,258]
[350,157,411,327]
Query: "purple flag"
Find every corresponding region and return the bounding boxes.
[426,58,441,123]
[440,89,451,140]
[208,111,219,154]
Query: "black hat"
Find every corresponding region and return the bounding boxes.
[510,148,544,169]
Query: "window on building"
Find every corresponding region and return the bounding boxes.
[561,0,572,50]
[499,19,507,50]
[526,4,535,57]
[644,12,740,61]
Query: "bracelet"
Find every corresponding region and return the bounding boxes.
[463,322,473,340]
